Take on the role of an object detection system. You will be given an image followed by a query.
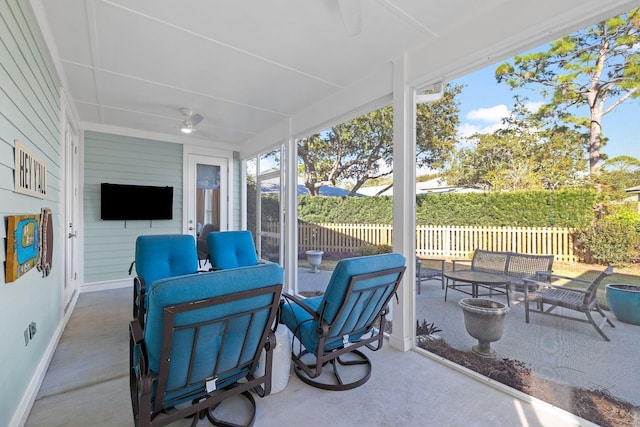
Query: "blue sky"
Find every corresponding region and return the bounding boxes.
[452,64,640,161]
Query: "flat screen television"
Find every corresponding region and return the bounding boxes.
[100,183,173,220]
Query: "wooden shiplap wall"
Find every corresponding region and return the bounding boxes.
[0,2,62,425]
[83,131,183,284]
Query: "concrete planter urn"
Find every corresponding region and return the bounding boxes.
[458,298,510,359]
[606,284,640,325]
[305,250,324,273]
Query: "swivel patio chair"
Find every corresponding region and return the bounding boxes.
[523,266,615,341]
[129,263,283,427]
[280,253,406,391]
[133,234,199,324]
[207,230,259,270]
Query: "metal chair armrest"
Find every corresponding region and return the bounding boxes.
[130,319,144,344]
[281,292,321,319]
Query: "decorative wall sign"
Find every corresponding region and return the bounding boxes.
[37,208,53,277]
[14,140,47,199]
[5,214,40,283]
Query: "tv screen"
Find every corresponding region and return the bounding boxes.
[100,183,173,220]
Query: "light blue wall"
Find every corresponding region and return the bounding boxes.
[0,2,62,426]
[83,131,183,284]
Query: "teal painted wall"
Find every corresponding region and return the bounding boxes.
[0,2,62,426]
[83,131,183,284]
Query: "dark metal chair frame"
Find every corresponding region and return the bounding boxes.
[130,284,282,427]
[523,266,614,341]
[416,256,445,294]
[281,266,405,391]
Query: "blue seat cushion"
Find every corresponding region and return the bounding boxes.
[281,253,405,355]
[207,231,259,269]
[143,263,283,408]
[135,234,198,308]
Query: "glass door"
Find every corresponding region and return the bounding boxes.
[186,155,227,238]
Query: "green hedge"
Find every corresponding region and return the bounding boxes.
[297,189,596,228]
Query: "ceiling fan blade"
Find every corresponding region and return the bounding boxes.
[191,113,204,126]
[339,0,362,37]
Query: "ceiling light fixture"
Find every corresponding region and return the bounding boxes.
[180,123,194,134]
[178,108,204,135]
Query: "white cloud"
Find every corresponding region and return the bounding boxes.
[459,102,543,140]
[466,104,510,123]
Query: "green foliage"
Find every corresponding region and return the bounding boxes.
[596,156,640,198]
[576,217,640,266]
[416,320,442,336]
[417,189,596,227]
[298,84,462,196]
[445,99,588,190]
[297,189,597,228]
[298,196,393,224]
[495,8,640,175]
[356,244,392,256]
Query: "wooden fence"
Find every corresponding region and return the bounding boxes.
[294,223,578,262]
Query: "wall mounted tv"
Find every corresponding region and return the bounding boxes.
[100,183,173,220]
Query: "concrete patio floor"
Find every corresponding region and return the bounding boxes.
[299,265,640,407]
[24,271,623,426]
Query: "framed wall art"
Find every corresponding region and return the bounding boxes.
[5,214,40,283]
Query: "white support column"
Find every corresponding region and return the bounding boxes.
[388,55,417,352]
[284,118,298,295]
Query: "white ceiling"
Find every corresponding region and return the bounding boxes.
[32,0,640,155]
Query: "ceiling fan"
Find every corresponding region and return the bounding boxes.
[338,0,362,37]
[178,108,204,134]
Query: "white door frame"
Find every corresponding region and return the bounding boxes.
[62,95,81,311]
[183,152,229,237]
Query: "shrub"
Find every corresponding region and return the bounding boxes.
[576,218,640,266]
[356,244,392,256]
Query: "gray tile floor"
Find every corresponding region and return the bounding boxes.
[26,279,599,427]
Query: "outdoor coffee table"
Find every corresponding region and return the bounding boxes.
[443,270,511,306]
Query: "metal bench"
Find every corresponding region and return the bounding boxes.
[451,249,554,300]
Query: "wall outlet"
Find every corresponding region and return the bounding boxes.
[24,328,30,346]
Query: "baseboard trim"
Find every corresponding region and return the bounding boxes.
[10,290,79,427]
[80,279,131,293]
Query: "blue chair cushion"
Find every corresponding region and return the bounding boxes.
[207,231,259,269]
[135,234,198,285]
[281,253,405,354]
[143,263,283,407]
[135,234,198,308]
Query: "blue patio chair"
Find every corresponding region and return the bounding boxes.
[129,263,283,427]
[280,253,406,391]
[133,234,198,324]
[207,231,259,270]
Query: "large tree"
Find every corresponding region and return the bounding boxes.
[495,8,640,175]
[597,155,640,196]
[445,99,587,191]
[299,84,461,196]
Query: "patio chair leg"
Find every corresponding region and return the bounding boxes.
[596,306,616,328]
[584,311,610,341]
